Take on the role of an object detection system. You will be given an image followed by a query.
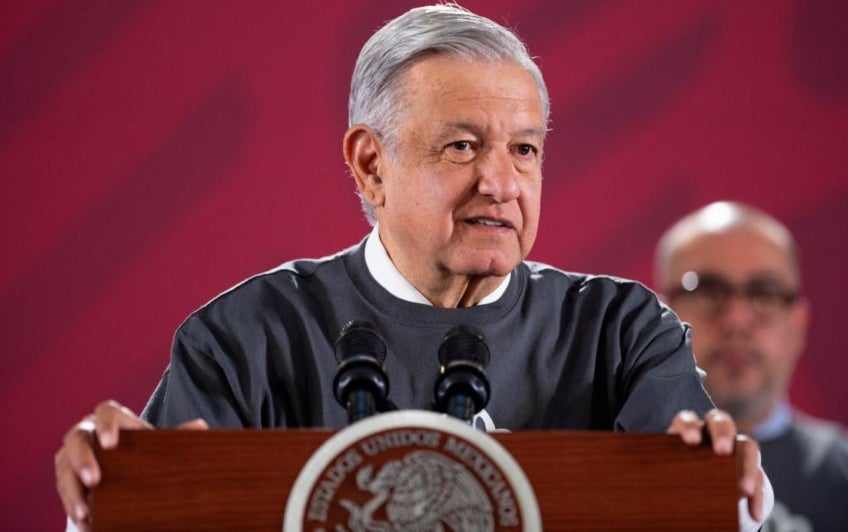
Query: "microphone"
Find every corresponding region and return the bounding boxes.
[332,320,389,424]
[434,325,491,422]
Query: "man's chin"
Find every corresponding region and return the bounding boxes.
[451,251,522,277]
[708,387,770,422]
[714,398,760,422]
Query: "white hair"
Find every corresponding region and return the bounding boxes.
[348,4,550,224]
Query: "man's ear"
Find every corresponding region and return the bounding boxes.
[343,125,386,209]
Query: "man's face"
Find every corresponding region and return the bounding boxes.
[664,227,808,423]
[373,56,545,288]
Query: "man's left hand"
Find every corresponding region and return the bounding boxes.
[667,408,765,522]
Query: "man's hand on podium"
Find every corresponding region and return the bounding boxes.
[667,408,768,527]
[54,400,208,532]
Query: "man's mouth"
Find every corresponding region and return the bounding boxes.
[468,218,510,228]
[709,346,763,372]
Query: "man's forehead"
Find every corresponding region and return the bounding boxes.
[436,121,547,138]
[671,227,797,281]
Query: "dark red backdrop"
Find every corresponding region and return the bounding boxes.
[2,1,846,528]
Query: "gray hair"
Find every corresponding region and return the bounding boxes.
[348,3,550,224]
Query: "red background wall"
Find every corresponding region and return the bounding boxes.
[2,1,846,528]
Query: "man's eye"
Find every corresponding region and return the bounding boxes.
[692,281,729,302]
[442,140,477,163]
[748,289,785,304]
[514,144,537,157]
[449,141,472,151]
[695,285,726,301]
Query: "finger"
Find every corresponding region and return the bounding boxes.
[57,402,150,528]
[56,419,98,528]
[666,410,704,445]
[56,447,88,527]
[703,409,736,455]
[737,436,764,521]
[176,418,210,430]
[63,418,100,487]
[93,400,151,449]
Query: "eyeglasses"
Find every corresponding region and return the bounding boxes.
[666,271,799,322]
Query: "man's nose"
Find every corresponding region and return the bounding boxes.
[718,293,758,332]
[475,146,520,202]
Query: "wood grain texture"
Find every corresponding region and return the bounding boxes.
[92,429,738,530]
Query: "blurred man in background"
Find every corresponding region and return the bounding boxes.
[656,201,848,531]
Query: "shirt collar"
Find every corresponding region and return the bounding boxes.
[363,225,510,306]
[751,399,793,441]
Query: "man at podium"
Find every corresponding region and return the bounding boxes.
[55,4,771,530]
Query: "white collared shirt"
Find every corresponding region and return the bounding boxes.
[363,225,510,306]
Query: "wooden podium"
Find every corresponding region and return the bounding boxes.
[91,425,739,530]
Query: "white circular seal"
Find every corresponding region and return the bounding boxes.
[283,410,541,531]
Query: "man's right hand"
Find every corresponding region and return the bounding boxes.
[54,400,208,531]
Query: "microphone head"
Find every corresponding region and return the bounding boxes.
[438,325,490,368]
[434,325,491,419]
[335,320,387,364]
[333,320,390,414]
